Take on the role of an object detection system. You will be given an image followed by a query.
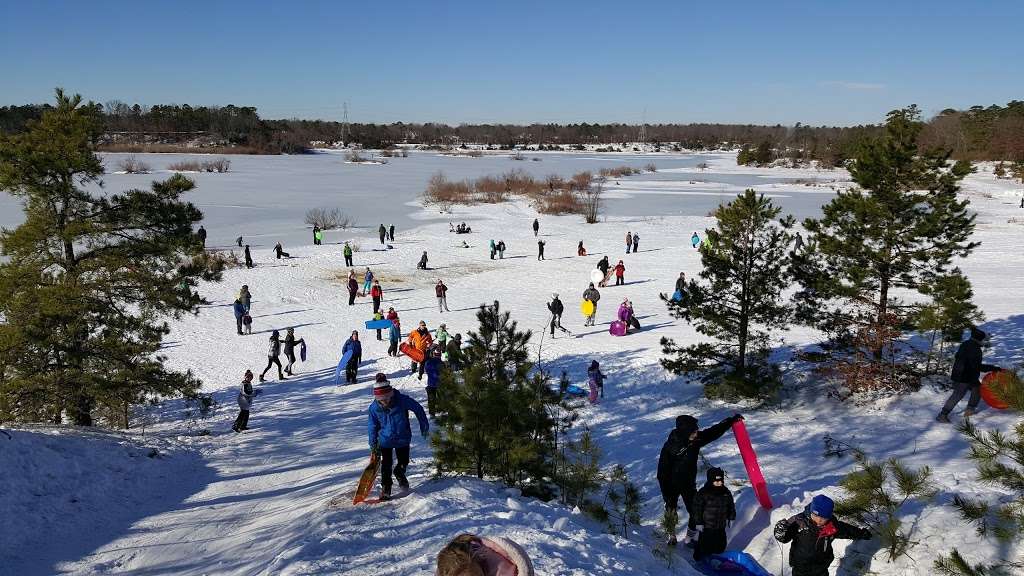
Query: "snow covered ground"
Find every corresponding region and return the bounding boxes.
[2,153,1023,575]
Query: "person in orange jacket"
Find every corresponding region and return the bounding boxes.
[407,320,434,379]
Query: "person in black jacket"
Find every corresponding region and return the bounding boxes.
[691,467,735,561]
[537,239,545,261]
[547,293,564,336]
[282,327,305,376]
[774,494,872,576]
[244,244,254,269]
[657,413,742,545]
[196,225,207,248]
[937,327,1002,422]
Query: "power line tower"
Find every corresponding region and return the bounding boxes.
[340,102,349,147]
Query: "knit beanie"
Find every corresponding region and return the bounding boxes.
[373,373,393,397]
[971,327,987,341]
[809,494,834,519]
[706,466,725,484]
[675,415,698,435]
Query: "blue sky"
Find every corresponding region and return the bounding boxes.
[2,1,1021,126]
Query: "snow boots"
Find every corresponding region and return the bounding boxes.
[380,485,392,502]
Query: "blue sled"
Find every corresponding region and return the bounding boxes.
[564,384,588,396]
[334,349,354,385]
[698,551,774,576]
[365,319,393,330]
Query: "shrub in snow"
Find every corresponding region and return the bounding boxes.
[304,207,352,230]
[118,155,151,174]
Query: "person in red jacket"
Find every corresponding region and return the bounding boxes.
[370,279,384,314]
[435,280,450,313]
[614,260,626,286]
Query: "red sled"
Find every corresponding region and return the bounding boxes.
[732,420,773,509]
[399,342,425,363]
[980,371,1013,410]
[609,320,627,336]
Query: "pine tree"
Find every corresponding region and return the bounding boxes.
[915,269,984,375]
[557,426,604,508]
[661,189,794,400]
[796,106,978,382]
[602,464,642,538]
[0,90,223,426]
[432,301,563,493]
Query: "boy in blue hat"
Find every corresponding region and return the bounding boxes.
[773,494,872,576]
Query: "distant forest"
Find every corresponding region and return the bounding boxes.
[1,98,1021,165]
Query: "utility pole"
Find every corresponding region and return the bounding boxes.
[340,102,349,147]
[638,107,647,150]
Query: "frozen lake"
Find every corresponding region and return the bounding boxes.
[0,150,845,249]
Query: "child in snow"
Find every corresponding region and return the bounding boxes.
[342,331,362,384]
[532,218,539,236]
[435,533,535,576]
[232,370,256,433]
[692,467,735,561]
[614,260,625,285]
[368,373,429,501]
[436,279,450,312]
[259,330,286,382]
[632,232,639,253]
[388,316,402,356]
[389,224,395,241]
[370,279,384,314]
[238,285,252,312]
[588,360,606,400]
[489,239,496,260]
[313,225,321,245]
[626,231,633,254]
[691,232,700,249]
[418,251,429,270]
[348,272,359,306]
[597,256,610,287]
[362,267,374,296]
[282,327,305,376]
[445,334,463,370]
[547,293,564,337]
[373,310,385,341]
[497,240,506,259]
[273,242,290,259]
[774,494,872,576]
[537,239,545,260]
[424,346,443,417]
[577,241,586,256]
[242,311,253,335]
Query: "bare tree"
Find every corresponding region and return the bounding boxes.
[118,155,151,174]
[581,178,604,224]
[304,207,353,230]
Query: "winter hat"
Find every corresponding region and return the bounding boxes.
[589,360,599,370]
[971,327,987,341]
[706,467,725,484]
[243,370,253,381]
[675,415,698,435]
[373,373,393,397]
[809,494,834,519]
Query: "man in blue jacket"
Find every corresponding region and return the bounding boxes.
[368,373,429,500]
[233,299,246,335]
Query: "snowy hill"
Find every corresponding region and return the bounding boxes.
[2,153,1023,575]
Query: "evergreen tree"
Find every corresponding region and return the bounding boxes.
[915,269,984,375]
[432,301,563,493]
[661,189,794,399]
[601,464,642,538]
[796,106,978,372]
[0,90,223,426]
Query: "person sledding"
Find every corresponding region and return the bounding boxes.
[691,467,735,562]
[657,413,743,546]
[674,272,687,301]
[936,326,1004,422]
[367,373,429,501]
[774,494,872,576]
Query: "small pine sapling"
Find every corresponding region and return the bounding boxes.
[602,464,642,538]
[558,427,604,508]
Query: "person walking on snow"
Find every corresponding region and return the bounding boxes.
[547,293,564,337]
[436,323,450,350]
[418,251,429,270]
[537,239,545,260]
[632,232,639,253]
[446,334,463,370]
[236,235,243,248]
[196,225,206,248]
[407,321,434,379]
[675,272,687,296]
[244,244,254,268]
[347,272,359,306]
[387,313,401,357]
[343,242,354,267]
[691,232,700,249]
[657,413,743,545]
[937,327,1003,422]
[373,309,385,340]
[274,242,291,259]
[367,373,429,501]
[379,224,387,245]
[582,283,601,326]
[774,494,872,576]
[424,346,443,417]
[282,327,305,376]
[794,231,805,253]
[489,239,497,260]
[587,360,606,402]
[238,285,252,313]
[597,256,611,287]
[614,260,626,286]
[312,224,321,245]
[232,370,256,433]
[370,279,384,314]
[626,231,633,254]
[436,279,450,312]
[692,467,735,561]
[342,330,363,384]
[233,299,246,335]
[577,241,586,256]
[532,218,539,237]
[497,240,506,259]
[259,330,286,382]
[362,267,374,296]
[389,224,395,241]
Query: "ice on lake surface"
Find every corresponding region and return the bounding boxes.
[0,150,843,249]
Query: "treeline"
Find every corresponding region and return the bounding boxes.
[2,98,1022,162]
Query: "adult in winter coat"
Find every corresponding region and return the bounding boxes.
[774,494,872,576]
[379,224,387,245]
[389,224,395,241]
[367,374,429,501]
[577,241,586,256]
[626,231,633,254]
[446,333,463,370]
[547,294,564,336]
[312,225,321,245]
[436,280,450,312]
[597,256,611,287]
[196,225,207,248]
[537,240,545,260]
[587,360,605,403]
[407,321,434,378]
[632,232,639,253]
[238,285,252,313]
[657,413,743,544]
[274,242,290,259]
[582,283,600,326]
[614,260,626,285]
[436,533,535,576]
[532,218,539,237]
[282,327,305,376]
[343,242,354,267]
[937,327,1003,422]
[232,370,255,432]
[244,244,254,268]
[315,228,324,245]
[236,235,244,248]
[497,240,506,259]
[342,331,363,384]
[347,274,359,306]
[233,299,246,335]
[691,232,700,249]
[418,251,429,270]
[424,346,443,417]
[793,232,805,253]
[691,467,735,561]
[259,330,286,382]
[370,280,384,314]
[675,272,687,295]
[489,239,497,260]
